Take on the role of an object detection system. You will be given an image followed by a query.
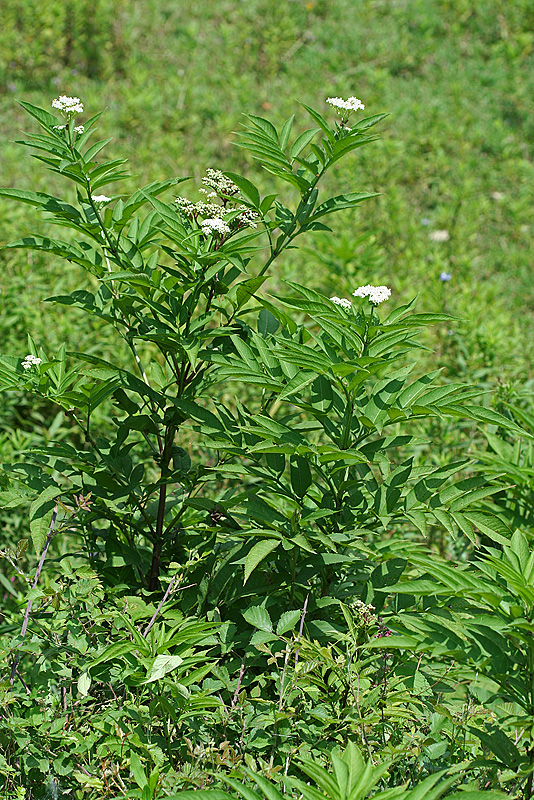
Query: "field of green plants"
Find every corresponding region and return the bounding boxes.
[1,1,534,798]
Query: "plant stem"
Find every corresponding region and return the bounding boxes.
[10,506,59,686]
[143,574,179,636]
[294,593,309,667]
[148,425,174,590]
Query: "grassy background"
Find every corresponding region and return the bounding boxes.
[1,0,533,383]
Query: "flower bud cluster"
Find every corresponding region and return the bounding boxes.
[376,627,392,639]
[330,285,391,309]
[175,168,260,238]
[53,124,84,135]
[353,599,377,627]
[176,197,226,219]
[236,204,259,228]
[202,168,239,197]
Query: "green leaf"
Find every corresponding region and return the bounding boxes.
[462,511,511,546]
[352,113,389,132]
[300,103,336,142]
[246,114,279,142]
[447,794,507,800]
[88,640,140,670]
[77,672,92,697]
[277,610,302,635]
[220,778,264,800]
[279,116,295,151]
[248,773,285,800]
[236,276,268,307]
[244,539,280,584]
[452,404,532,439]
[305,192,379,223]
[224,172,260,207]
[18,100,58,130]
[290,455,312,498]
[258,308,280,337]
[130,751,147,790]
[143,654,185,683]
[29,486,60,554]
[290,128,320,160]
[468,724,523,768]
[242,605,273,632]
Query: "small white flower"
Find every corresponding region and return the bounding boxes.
[326,96,365,113]
[176,197,227,219]
[21,354,42,370]
[491,191,505,201]
[53,124,66,131]
[201,218,231,236]
[52,95,84,116]
[175,196,195,214]
[330,296,352,310]
[429,229,450,242]
[195,201,226,218]
[91,195,111,208]
[353,284,391,305]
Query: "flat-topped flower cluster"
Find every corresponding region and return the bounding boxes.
[21,354,42,370]
[326,96,365,113]
[91,195,111,208]
[353,284,391,304]
[52,95,84,116]
[330,296,352,310]
[331,284,391,310]
[326,95,365,126]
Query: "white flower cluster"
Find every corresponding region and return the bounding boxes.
[202,168,239,197]
[353,284,391,305]
[21,354,42,370]
[429,229,450,243]
[91,194,111,208]
[330,296,352,310]
[52,96,84,116]
[326,96,365,113]
[201,218,231,236]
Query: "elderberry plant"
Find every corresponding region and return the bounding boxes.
[0,94,517,594]
[0,94,528,795]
